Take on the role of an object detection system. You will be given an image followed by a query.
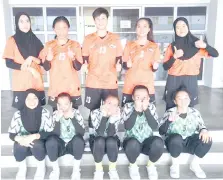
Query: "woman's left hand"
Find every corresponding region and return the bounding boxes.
[199,129,212,143]
[153,62,159,70]
[195,40,207,49]
[142,98,150,111]
[67,46,75,59]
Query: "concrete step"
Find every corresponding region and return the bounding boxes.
[1,165,223,179]
[2,130,223,146]
[1,142,223,167]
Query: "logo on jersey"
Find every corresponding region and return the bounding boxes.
[110,44,116,48]
[59,53,66,61]
[99,46,107,54]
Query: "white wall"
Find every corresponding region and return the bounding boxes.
[0,0,11,90]
[204,0,223,88]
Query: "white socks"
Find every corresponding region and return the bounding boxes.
[73,159,81,171]
[49,160,60,180]
[16,159,27,180]
[34,158,46,180]
[190,155,206,178]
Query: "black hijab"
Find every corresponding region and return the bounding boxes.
[20,89,43,134]
[171,17,199,60]
[13,12,43,59]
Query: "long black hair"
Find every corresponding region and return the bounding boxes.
[136,17,154,42]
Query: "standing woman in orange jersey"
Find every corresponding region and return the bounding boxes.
[122,18,161,107]
[39,16,83,111]
[163,17,218,110]
[2,12,45,109]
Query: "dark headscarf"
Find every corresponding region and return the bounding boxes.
[13,12,43,59]
[20,89,43,134]
[171,17,199,60]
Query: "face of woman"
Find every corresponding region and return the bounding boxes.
[54,21,69,39]
[136,19,150,38]
[57,96,72,113]
[174,91,191,109]
[25,93,39,109]
[18,15,31,33]
[132,89,150,102]
[94,14,108,31]
[175,20,189,37]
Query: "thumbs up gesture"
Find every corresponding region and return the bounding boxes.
[68,46,75,59]
[127,59,132,68]
[81,60,88,73]
[173,46,184,59]
[116,59,122,72]
[195,35,207,49]
[153,62,159,70]
[46,47,53,61]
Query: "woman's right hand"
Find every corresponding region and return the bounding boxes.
[21,56,33,71]
[17,136,34,148]
[81,61,88,73]
[134,99,143,112]
[173,46,184,59]
[46,47,53,61]
[127,59,132,68]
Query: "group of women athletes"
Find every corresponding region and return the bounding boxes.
[3,7,218,180]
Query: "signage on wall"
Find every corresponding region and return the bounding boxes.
[120,20,131,29]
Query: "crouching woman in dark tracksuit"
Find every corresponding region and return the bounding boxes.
[45,92,85,180]
[159,87,212,179]
[121,85,164,180]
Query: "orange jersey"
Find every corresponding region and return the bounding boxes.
[122,41,160,95]
[39,39,83,97]
[82,32,123,89]
[2,36,44,92]
[164,45,209,76]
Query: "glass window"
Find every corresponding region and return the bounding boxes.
[12,7,44,31]
[35,34,45,44]
[43,72,48,83]
[46,8,77,31]
[47,34,77,41]
[113,9,139,32]
[177,7,207,30]
[154,34,174,80]
[144,7,174,30]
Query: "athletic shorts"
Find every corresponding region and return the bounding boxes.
[84,87,118,110]
[163,75,198,110]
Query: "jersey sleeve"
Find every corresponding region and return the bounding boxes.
[163,44,174,63]
[82,36,90,57]
[122,42,130,63]
[74,42,83,64]
[2,37,16,60]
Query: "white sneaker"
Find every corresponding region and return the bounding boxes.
[190,163,206,179]
[34,162,46,180]
[16,166,27,180]
[147,165,158,180]
[49,169,60,180]
[129,166,140,180]
[71,169,81,180]
[94,170,104,180]
[170,164,180,179]
[108,169,120,180]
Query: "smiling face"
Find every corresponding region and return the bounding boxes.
[136,19,150,38]
[174,90,191,109]
[94,13,108,31]
[18,15,31,33]
[54,20,69,39]
[57,96,72,113]
[25,93,39,109]
[175,20,189,37]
